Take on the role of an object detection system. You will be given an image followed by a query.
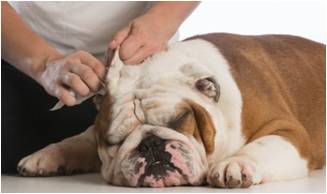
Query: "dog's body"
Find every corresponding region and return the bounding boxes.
[18,33,325,188]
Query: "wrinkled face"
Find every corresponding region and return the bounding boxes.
[95,42,221,187]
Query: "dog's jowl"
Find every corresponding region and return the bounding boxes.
[17,33,325,188]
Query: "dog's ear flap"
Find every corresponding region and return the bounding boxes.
[195,76,220,103]
[180,64,220,103]
[104,47,124,92]
[94,92,113,143]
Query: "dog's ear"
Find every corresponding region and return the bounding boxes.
[170,100,216,154]
[195,76,220,102]
[94,92,113,143]
[105,47,124,92]
[180,64,220,103]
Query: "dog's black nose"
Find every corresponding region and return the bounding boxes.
[137,135,175,182]
[138,135,166,154]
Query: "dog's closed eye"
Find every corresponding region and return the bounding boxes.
[168,100,216,154]
[168,109,197,137]
[168,110,191,131]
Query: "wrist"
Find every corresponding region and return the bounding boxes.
[147,2,200,35]
[144,10,180,41]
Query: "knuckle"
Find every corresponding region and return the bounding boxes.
[69,75,79,86]
[65,59,76,66]
[80,67,91,79]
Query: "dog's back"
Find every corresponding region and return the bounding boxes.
[189,33,325,169]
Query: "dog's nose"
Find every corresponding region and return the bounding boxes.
[138,135,166,154]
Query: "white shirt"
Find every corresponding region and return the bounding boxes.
[9,2,179,59]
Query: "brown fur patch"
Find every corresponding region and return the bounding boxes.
[94,92,112,143]
[94,92,113,165]
[187,33,325,169]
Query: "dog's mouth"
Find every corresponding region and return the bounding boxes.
[121,135,203,187]
[137,160,186,187]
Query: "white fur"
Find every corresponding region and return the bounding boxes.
[237,135,309,181]
[208,135,309,187]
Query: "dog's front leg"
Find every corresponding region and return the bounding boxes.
[207,135,310,188]
[17,125,101,176]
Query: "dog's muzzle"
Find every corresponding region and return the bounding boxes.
[121,134,199,187]
[136,135,184,187]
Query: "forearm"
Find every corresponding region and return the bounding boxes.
[1,2,62,81]
[147,1,200,35]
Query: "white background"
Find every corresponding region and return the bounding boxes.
[179,0,326,44]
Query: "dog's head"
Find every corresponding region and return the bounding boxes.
[95,41,224,187]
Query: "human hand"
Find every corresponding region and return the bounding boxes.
[36,51,106,106]
[109,12,176,65]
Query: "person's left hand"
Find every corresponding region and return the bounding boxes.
[109,12,176,65]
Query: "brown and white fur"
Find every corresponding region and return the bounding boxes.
[17,33,325,188]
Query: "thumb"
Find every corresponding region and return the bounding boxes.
[109,24,131,49]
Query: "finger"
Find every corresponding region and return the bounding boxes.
[75,51,106,79]
[119,33,145,60]
[109,25,131,49]
[61,72,90,97]
[124,43,165,65]
[123,46,150,65]
[69,63,100,92]
[55,85,76,106]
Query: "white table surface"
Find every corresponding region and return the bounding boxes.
[1,169,325,193]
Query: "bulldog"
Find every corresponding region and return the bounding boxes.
[17,33,325,188]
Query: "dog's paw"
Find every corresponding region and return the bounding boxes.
[17,144,68,176]
[207,157,262,188]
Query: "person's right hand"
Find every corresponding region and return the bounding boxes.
[36,51,106,106]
